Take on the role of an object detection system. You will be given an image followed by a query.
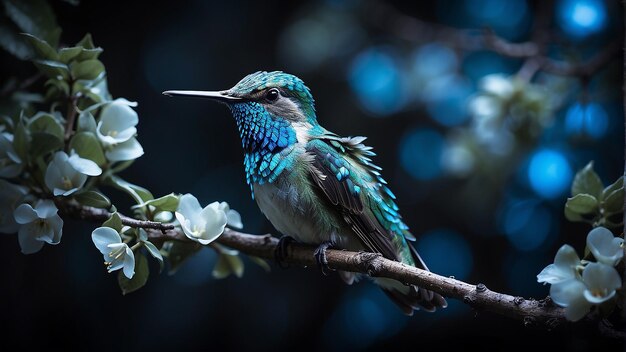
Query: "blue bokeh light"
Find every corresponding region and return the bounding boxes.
[424,76,472,126]
[348,47,406,116]
[501,199,553,251]
[527,149,573,199]
[565,102,609,139]
[416,229,473,281]
[399,128,445,180]
[557,0,607,37]
[411,43,458,80]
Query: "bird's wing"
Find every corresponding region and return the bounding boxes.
[305,134,414,263]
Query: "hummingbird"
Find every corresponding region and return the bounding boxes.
[163,71,447,315]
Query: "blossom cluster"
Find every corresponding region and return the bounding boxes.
[537,227,623,321]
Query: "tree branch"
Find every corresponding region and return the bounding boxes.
[365,1,619,79]
[62,202,567,328]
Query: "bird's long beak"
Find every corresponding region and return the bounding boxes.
[162,90,244,102]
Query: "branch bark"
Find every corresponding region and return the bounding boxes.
[62,203,567,329]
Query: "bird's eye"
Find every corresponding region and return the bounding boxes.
[265,88,280,103]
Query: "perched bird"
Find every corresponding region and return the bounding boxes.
[163,71,447,315]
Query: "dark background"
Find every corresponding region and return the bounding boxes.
[1,0,623,350]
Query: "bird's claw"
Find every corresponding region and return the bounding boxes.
[314,241,336,276]
[274,235,296,269]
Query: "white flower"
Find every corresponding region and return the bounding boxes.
[479,74,516,99]
[96,99,144,162]
[537,244,580,285]
[13,199,63,254]
[0,131,23,178]
[92,226,135,279]
[550,262,622,321]
[218,201,243,229]
[45,151,102,196]
[586,227,624,266]
[0,179,28,234]
[175,194,227,245]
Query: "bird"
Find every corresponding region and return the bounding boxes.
[163,71,447,315]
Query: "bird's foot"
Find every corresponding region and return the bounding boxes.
[314,241,336,276]
[274,235,296,269]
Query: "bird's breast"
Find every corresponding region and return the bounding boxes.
[252,166,351,246]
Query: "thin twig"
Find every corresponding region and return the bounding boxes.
[58,201,174,231]
[365,1,619,79]
[62,202,567,328]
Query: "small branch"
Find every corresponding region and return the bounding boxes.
[63,202,567,328]
[58,201,174,232]
[64,95,78,141]
[365,1,619,79]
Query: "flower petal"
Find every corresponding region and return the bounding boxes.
[564,295,592,322]
[67,153,102,176]
[105,137,144,162]
[91,227,122,255]
[122,247,135,279]
[553,244,580,271]
[99,102,139,134]
[550,278,586,307]
[199,201,227,239]
[18,223,45,254]
[47,215,63,244]
[13,203,38,224]
[586,227,624,266]
[177,194,202,219]
[226,209,243,229]
[582,262,621,294]
[33,200,58,219]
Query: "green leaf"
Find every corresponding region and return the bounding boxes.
[29,131,62,159]
[602,176,624,200]
[44,77,70,96]
[12,119,29,161]
[250,256,271,272]
[33,59,69,79]
[564,205,583,222]
[76,33,95,49]
[75,47,103,61]
[603,187,624,214]
[21,33,57,60]
[143,240,164,272]
[212,253,244,279]
[131,193,179,212]
[118,253,149,295]
[107,175,153,205]
[70,59,104,80]
[0,23,33,59]
[74,190,111,209]
[103,212,123,232]
[565,193,598,214]
[68,132,106,166]
[77,111,97,133]
[165,241,202,274]
[29,113,63,140]
[5,0,61,47]
[58,46,82,63]
[571,162,603,199]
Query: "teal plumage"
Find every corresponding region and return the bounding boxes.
[164,71,447,315]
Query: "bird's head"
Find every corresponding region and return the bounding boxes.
[163,71,317,125]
